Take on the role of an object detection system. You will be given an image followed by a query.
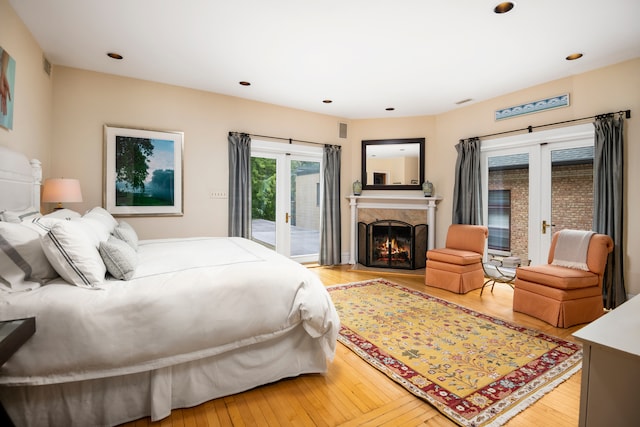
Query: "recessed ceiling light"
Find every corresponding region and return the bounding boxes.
[385,107,395,111]
[323,99,333,103]
[494,2,514,14]
[239,81,251,86]
[107,52,123,60]
[566,53,583,61]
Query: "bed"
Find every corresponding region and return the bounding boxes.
[0,146,340,426]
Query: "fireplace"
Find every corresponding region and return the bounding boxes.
[358,220,427,269]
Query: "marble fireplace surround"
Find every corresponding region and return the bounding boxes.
[347,194,442,265]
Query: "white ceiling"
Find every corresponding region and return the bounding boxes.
[10,0,640,119]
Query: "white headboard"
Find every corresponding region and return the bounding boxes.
[0,146,42,211]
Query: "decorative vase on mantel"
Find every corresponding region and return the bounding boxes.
[353,180,362,196]
[422,180,433,197]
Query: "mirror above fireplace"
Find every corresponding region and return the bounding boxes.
[361,138,425,190]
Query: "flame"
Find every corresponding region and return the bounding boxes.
[375,237,408,260]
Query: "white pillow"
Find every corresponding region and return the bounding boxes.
[71,217,111,248]
[22,217,65,235]
[99,236,138,280]
[0,222,59,291]
[113,220,139,250]
[0,207,42,223]
[43,208,81,220]
[84,207,118,233]
[41,221,106,288]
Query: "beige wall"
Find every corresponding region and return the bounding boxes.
[432,59,640,294]
[348,59,639,294]
[3,0,640,295]
[0,0,53,169]
[50,67,351,240]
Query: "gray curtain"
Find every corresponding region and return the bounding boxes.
[320,144,341,265]
[228,132,252,238]
[593,115,626,309]
[452,137,483,225]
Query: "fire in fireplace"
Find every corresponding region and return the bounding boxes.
[358,220,427,269]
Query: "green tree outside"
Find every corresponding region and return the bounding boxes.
[251,157,276,221]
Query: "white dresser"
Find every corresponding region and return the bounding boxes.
[572,294,640,427]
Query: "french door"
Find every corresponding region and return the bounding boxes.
[251,140,322,263]
[481,124,595,265]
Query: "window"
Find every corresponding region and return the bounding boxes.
[488,190,511,252]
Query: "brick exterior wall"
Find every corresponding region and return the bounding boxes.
[551,164,594,232]
[489,168,529,260]
[488,163,593,262]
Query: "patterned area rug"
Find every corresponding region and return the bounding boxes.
[327,279,582,426]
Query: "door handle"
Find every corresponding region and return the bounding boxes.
[542,220,555,234]
[285,212,289,224]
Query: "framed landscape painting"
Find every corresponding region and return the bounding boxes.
[104,125,183,216]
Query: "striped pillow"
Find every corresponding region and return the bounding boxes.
[0,207,42,223]
[41,221,106,288]
[0,222,59,291]
[22,217,65,235]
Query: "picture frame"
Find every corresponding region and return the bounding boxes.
[104,125,183,216]
[0,46,16,131]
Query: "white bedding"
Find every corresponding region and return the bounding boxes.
[0,147,338,425]
[0,237,339,386]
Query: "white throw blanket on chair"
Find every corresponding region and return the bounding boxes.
[551,229,595,271]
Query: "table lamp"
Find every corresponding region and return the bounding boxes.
[42,178,83,210]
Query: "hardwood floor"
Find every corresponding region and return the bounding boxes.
[120,265,584,427]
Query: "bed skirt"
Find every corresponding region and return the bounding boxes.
[0,325,329,427]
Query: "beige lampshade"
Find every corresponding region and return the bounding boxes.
[42,178,83,208]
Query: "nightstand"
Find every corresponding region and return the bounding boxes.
[0,317,36,427]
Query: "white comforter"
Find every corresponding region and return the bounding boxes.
[0,237,339,386]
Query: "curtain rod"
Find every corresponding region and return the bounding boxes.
[464,109,631,142]
[229,132,328,147]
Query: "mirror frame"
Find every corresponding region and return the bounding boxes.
[361,137,425,190]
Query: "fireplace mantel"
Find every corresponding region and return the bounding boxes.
[347,194,443,264]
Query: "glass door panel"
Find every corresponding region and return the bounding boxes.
[540,144,594,257]
[251,155,277,250]
[289,159,321,259]
[486,152,530,263]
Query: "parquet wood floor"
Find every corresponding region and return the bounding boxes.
[120,265,583,426]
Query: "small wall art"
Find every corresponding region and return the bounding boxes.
[495,94,570,121]
[0,46,16,130]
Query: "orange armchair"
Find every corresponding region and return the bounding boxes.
[425,224,488,294]
[513,231,613,328]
